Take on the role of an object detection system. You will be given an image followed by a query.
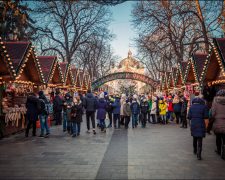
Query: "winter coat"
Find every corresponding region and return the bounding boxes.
[79,94,84,104]
[168,100,173,112]
[130,102,140,115]
[83,93,97,112]
[123,103,132,116]
[62,93,73,112]
[38,95,50,115]
[96,98,108,120]
[111,98,121,114]
[71,101,83,124]
[107,100,114,113]
[203,85,216,102]
[173,102,182,113]
[211,97,225,134]
[148,100,152,111]
[140,101,149,114]
[53,95,63,112]
[159,100,166,115]
[181,100,188,116]
[26,95,39,122]
[188,98,209,138]
[120,96,126,116]
[151,101,157,115]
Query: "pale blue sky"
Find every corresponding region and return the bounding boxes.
[108,1,137,62]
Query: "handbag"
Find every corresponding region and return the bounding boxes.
[71,103,77,118]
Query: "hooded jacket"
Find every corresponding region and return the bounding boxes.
[26,95,39,121]
[53,94,63,112]
[83,93,97,111]
[140,101,149,114]
[211,96,225,134]
[96,98,108,120]
[62,93,73,112]
[38,94,50,115]
[159,100,166,115]
[181,97,188,116]
[188,98,209,137]
[123,103,132,116]
[130,101,140,115]
[168,99,173,112]
[111,98,121,114]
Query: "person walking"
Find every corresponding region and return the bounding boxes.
[150,97,157,124]
[96,92,108,132]
[107,96,114,128]
[188,97,208,160]
[130,98,140,128]
[147,96,152,123]
[140,97,149,128]
[211,89,225,160]
[37,91,51,138]
[158,97,166,124]
[173,95,182,124]
[180,97,188,128]
[123,99,132,129]
[111,94,121,129]
[25,93,39,137]
[83,89,97,134]
[120,94,126,125]
[53,89,63,125]
[71,95,83,137]
[62,93,73,132]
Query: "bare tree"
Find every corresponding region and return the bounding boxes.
[32,1,113,64]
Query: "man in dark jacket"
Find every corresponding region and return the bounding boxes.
[37,91,51,138]
[107,96,114,128]
[111,94,121,129]
[130,98,140,128]
[180,97,188,128]
[140,97,149,128]
[25,93,39,137]
[53,90,63,125]
[123,99,132,129]
[203,82,216,134]
[62,93,73,132]
[83,89,97,134]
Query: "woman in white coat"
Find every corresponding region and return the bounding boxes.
[150,97,157,124]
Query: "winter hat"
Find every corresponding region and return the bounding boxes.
[87,89,91,93]
[154,97,157,101]
[181,97,186,101]
[216,89,225,96]
[116,94,119,98]
[194,92,199,96]
[168,95,172,98]
[133,98,137,101]
[143,96,146,99]
[104,91,108,96]
[111,98,115,101]
[55,89,60,94]
[126,99,129,103]
[100,92,104,98]
[122,94,126,97]
[39,91,43,96]
[160,97,164,100]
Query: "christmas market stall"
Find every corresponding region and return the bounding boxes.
[178,61,188,91]
[1,41,45,137]
[85,74,91,90]
[162,71,171,92]
[200,38,225,92]
[71,67,81,93]
[167,67,178,92]
[159,74,165,92]
[78,71,88,94]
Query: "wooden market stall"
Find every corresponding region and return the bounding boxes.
[78,71,87,94]
[159,74,165,92]
[162,71,171,92]
[200,38,225,92]
[1,41,45,137]
[178,61,188,92]
[85,74,91,90]
[167,67,178,92]
[71,67,81,92]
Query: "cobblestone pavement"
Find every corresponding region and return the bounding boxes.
[0,118,225,179]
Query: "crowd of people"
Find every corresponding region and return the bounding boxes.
[24,85,225,161]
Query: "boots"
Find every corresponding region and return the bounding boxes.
[222,145,225,160]
[197,147,202,160]
[193,146,197,154]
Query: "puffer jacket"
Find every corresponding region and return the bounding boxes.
[140,101,149,114]
[173,102,182,113]
[181,99,188,116]
[211,97,225,134]
[62,93,73,112]
[83,93,97,112]
[120,96,126,116]
[123,103,132,116]
[151,101,157,115]
[168,100,173,111]
[159,100,166,115]
[26,95,39,122]
[111,98,121,114]
[53,95,63,112]
[130,102,140,115]
[188,98,209,138]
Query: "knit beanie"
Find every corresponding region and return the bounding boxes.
[87,89,91,93]
[194,92,199,96]
[100,92,104,98]
[39,91,43,96]
[126,99,129,103]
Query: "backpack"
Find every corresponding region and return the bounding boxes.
[40,99,53,115]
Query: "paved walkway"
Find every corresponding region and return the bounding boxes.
[0,118,225,179]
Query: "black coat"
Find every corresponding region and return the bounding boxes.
[140,101,149,114]
[26,95,39,122]
[37,95,49,115]
[62,93,73,112]
[107,100,114,113]
[71,102,83,124]
[181,100,188,116]
[83,93,97,112]
[203,85,216,102]
[53,95,63,112]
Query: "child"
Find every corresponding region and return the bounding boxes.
[173,95,182,124]
[167,95,173,122]
[123,99,132,129]
[130,98,140,128]
[140,97,149,128]
[111,94,121,129]
[150,97,157,124]
[147,96,152,123]
[159,97,166,124]
[180,97,188,128]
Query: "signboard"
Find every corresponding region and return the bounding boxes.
[91,72,159,90]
